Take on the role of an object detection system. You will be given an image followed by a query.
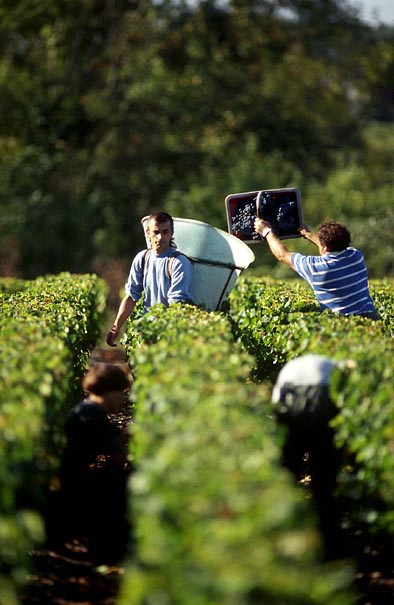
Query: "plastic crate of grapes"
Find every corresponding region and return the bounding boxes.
[225,188,303,243]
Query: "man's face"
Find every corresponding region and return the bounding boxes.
[147,219,174,254]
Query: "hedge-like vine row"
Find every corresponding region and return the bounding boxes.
[0,273,107,605]
[229,277,394,541]
[118,304,354,605]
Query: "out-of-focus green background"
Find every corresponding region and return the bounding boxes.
[1,0,393,300]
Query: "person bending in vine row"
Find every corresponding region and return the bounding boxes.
[271,354,352,560]
[254,218,378,319]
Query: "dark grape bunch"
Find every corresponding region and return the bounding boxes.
[258,192,298,234]
[231,198,260,240]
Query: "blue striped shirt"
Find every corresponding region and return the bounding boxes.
[291,247,376,316]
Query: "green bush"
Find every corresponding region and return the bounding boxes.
[229,276,394,539]
[0,272,108,604]
[118,304,353,605]
[1,272,107,384]
[0,278,29,294]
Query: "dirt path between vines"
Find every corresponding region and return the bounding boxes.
[21,347,393,605]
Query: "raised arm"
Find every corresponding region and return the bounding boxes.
[254,218,294,268]
[299,224,320,247]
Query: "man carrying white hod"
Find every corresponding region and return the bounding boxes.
[106,211,195,347]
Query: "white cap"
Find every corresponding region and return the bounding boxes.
[272,354,338,403]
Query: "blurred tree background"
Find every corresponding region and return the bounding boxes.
[0,0,393,296]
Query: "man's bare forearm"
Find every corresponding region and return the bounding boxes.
[106,295,136,347]
[299,226,319,247]
[254,218,294,268]
[113,295,136,329]
[265,231,294,266]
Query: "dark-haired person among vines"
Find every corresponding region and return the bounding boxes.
[106,211,194,347]
[47,363,132,563]
[254,218,378,319]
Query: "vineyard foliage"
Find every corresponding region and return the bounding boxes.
[0,272,392,604]
[0,273,107,605]
[119,304,354,605]
[229,277,394,536]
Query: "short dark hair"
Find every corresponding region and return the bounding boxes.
[82,363,131,395]
[148,211,174,229]
[318,221,351,252]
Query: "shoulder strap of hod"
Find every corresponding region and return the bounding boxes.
[141,249,151,280]
[167,250,181,279]
[142,249,185,280]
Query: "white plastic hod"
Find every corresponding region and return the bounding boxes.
[141,217,255,311]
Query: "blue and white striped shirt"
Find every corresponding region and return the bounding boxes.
[291,247,376,316]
